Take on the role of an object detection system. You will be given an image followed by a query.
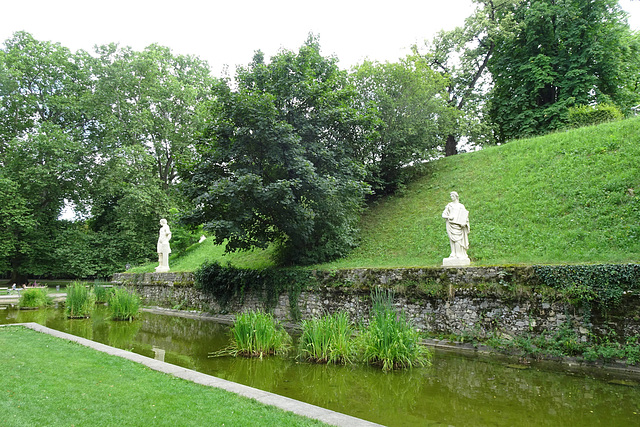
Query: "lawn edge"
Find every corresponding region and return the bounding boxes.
[0,323,380,427]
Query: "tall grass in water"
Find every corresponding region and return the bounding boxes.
[359,288,432,371]
[18,288,52,308]
[65,282,95,318]
[93,283,114,304]
[217,310,291,358]
[299,311,356,364]
[108,287,141,321]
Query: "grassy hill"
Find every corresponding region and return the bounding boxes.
[129,117,640,273]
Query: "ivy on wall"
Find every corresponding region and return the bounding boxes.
[533,264,640,313]
[193,261,314,320]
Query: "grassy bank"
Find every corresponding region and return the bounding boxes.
[128,117,640,272]
[0,326,325,427]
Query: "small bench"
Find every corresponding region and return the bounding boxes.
[0,287,8,295]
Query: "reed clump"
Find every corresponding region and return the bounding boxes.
[214,310,291,359]
[108,287,141,321]
[18,288,52,309]
[299,311,356,364]
[358,288,432,371]
[65,282,95,318]
[93,283,114,304]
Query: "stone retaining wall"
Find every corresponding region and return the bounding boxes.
[112,267,640,342]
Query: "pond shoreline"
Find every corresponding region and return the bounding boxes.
[141,305,640,379]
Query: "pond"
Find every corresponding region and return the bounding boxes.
[1,306,639,426]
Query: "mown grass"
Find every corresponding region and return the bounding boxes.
[127,117,640,270]
[0,326,325,427]
[127,237,276,272]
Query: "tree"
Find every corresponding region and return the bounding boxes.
[183,37,371,265]
[419,0,519,155]
[349,57,456,196]
[488,0,640,142]
[90,43,213,193]
[0,32,92,281]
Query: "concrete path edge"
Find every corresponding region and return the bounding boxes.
[1,323,381,427]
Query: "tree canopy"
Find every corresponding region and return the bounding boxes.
[183,37,372,265]
[488,0,640,141]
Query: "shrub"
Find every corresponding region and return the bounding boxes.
[358,288,432,371]
[215,310,291,359]
[65,282,95,318]
[568,103,623,128]
[298,311,356,364]
[18,288,52,309]
[108,287,141,321]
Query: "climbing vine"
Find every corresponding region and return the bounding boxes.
[193,261,314,320]
[533,264,640,313]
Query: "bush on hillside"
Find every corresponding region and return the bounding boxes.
[568,103,623,128]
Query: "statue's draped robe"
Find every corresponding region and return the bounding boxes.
[443,202,469,256]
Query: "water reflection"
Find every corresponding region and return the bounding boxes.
[1,307,639,427]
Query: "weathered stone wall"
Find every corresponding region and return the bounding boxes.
[112,267,640,342]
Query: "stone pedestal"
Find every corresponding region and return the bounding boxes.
[155,265,170,273]
[443,257,470,267]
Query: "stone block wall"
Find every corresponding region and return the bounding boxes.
[112,267,640,342]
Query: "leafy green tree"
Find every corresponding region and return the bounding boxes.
[183,37,371,265]
[0,32,92,281]
[488,0,640,142]
[349,57,456,196]
[419,0,519,155]
[90,43,213,192]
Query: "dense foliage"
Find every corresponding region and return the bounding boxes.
[194,260,311,317]
[0,32,206,280]
[350,58,455,195]
[567,103,624,128]
[2,1,639,276]
[488,0,640,141]
[183,37,372,264]
[534,263,640,312]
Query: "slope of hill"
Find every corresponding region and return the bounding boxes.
[129,117,640,272]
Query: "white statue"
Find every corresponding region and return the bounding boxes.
[442,191,470,267]
[155,218,172,272]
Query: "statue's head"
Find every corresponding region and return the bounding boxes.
[450,191,459,201]
[160,218,167,226]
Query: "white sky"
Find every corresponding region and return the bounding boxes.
[2,0,639,77]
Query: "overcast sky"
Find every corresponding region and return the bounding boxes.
[2,0,640,76]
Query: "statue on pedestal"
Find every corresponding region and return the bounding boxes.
[155,218,172,273]
[442,191,470,267]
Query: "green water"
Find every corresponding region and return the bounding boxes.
[1,306,639,426]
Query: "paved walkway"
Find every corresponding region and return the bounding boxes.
[1,322,381,427]
[0,293,66,305]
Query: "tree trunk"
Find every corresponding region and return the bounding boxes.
[445,134,458,157]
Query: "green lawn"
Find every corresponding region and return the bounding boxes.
[128,117,640,272]
[0,326,326,427]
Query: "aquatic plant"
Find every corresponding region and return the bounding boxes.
[65,282,95,318]
[93,283,114,304]
[18,288,52,309]
[298,311,356,364]
[108,287,141,321]
[216,310,291,358]
[358,288,432,371]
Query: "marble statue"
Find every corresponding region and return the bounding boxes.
[155,218,172,273]
[442,191,470,267]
